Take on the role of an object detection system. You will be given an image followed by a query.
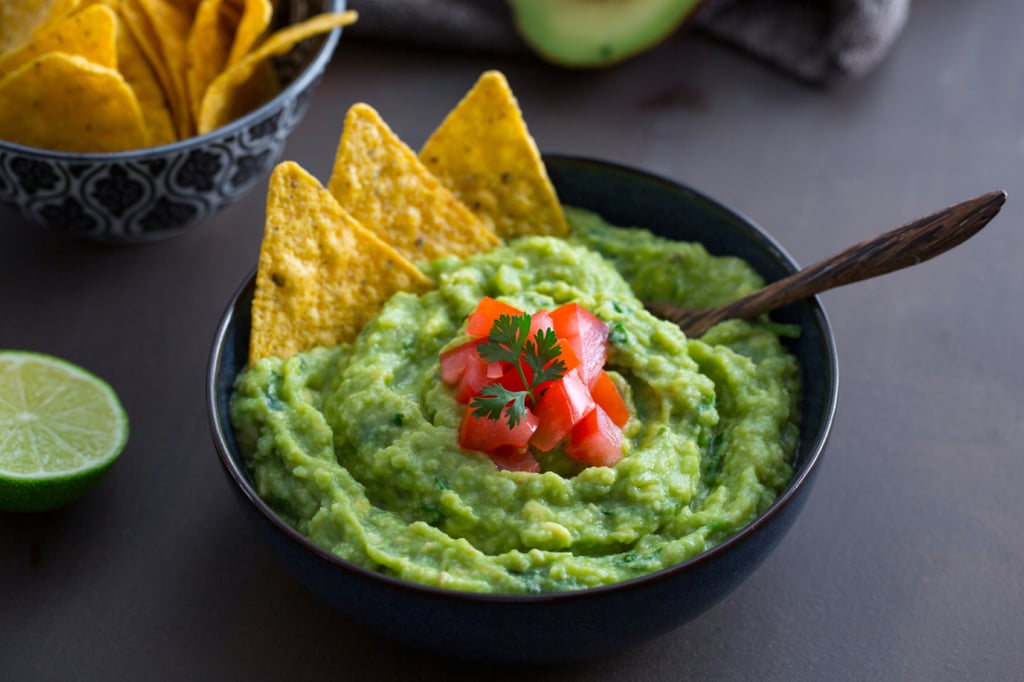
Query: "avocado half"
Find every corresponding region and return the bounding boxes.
[507,0,705,68]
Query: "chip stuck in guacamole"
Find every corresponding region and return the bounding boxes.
[229,72,801,594]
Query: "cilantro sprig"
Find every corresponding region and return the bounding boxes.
[469,312,567,429]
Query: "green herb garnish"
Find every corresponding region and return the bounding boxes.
[470,312,567,429]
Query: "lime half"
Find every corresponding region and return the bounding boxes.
[0,351,128,513]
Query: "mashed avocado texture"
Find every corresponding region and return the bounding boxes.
[230,207,801,593]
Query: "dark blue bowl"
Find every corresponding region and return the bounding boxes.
[206,156,838,665]
[0,0,347,244]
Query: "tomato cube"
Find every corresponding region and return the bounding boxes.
[549,303,608,384]
[555,337,581,374]
[590,370,630,428]
[489,446,541,473]
[454,349,491,403]
[566,405,623,467]
[465,297,523,338]
[530,370,597,452]
[440,341,479,385]
[528,310,554,337]
[459,406,539,452]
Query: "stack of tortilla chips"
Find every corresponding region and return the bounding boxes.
[0,0,356,152]
[249,70,570,365]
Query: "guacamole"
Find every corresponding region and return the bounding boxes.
[230,207,801,594]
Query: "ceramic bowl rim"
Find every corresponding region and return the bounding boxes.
[206,154,839,604]
[0,0,346,162]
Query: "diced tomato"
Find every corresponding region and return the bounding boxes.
[548,302,582,338]
[528,310,554,338]
[445,297,631,470]
[495,365,527,393]
[548,303,602,340]
[555,338,581,374]
[566,406,623,467]
[530,369,596,452]
[590,370,630,428]
[489,446,540,473]
[454,349,491,403]
[441,341,515,404]
[439,341,479,385]
[465,297,523,338]
[486,361,505,380]
[482,350,575,404]
[459,406,539,452]
[514,336,581,397]
[549,303,608,384]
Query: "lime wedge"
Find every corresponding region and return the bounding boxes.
[0,351,129,513]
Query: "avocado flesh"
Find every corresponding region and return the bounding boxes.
[508,0,704,67]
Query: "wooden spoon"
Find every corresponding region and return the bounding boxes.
[645,190,1007,337]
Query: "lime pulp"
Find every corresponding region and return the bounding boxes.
[0,351,129,512]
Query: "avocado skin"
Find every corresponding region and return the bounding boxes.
[508,0,705,68]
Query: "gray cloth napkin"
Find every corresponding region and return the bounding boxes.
[346,0,910,86]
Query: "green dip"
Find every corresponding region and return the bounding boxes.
[230,207,801,594]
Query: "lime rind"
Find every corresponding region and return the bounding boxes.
[0,350,129,512]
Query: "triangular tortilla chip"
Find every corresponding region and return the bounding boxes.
[185,0,236,123]
[107,2,177,147]
[328,103,502,264]
[0,52,146,152]
[133,0,193,138]
[0,0,81,54]
[420,70,568,240]
[197,10,357,135]
[249,161,435,365]
[226,0,273,67]
[118,0,191,140]
[0,4,117,82]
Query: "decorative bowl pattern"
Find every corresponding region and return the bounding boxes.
[207,156,839,665]
[0,0,346,244]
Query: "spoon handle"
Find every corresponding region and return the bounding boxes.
[649,190,1006,337]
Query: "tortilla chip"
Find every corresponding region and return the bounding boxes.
[133,0,193,138]
[0,4,117,82]
[249,161,435,365]
[196,59,279,136]
[226,0,273,67]
[108,4,177,147]
[0,0,82,54]
[197,10,357,134]
[185,0,236,122]
[327,103,502,264]
[117,0,190,139]
[0,52,146,152]
[420,71,568,240]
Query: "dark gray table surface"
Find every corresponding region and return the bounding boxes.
[2,1,1021,679]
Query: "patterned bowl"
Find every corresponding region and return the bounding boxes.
[0,0,347,244]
